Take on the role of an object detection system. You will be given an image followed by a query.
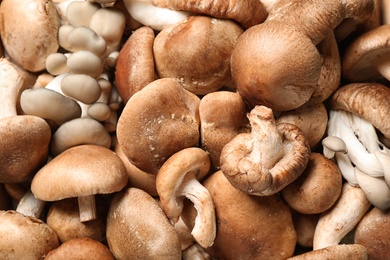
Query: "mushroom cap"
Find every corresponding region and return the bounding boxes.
[31,144,128,201]
[45,237,115,260]
[0,0,60,72]
[0,115,51,183]
[231,20,322,111]
[116,78,200,174]
[0,210,59,259]
[342,24,390,82]
[330,82,390,138]
[106,187,182,260]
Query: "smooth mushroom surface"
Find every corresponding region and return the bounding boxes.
[288,244,368,260]
[220,105,311,196]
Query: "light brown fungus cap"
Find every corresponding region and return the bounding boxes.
[116,78,200,174]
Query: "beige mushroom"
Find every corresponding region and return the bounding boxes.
[45,237,115,260]
[220,105,311,196]
[156,147,216,248]
[291,210,320,248]
[66,50,104,78]
[31,144,128,222]
[66,1,100,27]
[65,26,107,57]
[116,78,200,175]
[0,0,60,72]
[60,74,102,104]
[45,53,69,76]
[153,15,243,95]
[106,187,182,259]
[287,244,368,260]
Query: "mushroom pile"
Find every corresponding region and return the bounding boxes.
[0,0,389,259]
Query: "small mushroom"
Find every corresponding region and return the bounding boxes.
[66,50,104,78]
[60,74,102,104]
[65,26,107,57]
[220,105,311,196]
[291,210,320,248]
[31,144,128,222]
[156,147,216,248]
[65,1,101,27]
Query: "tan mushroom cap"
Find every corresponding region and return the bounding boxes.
[116,78,200,174]
[342,24,390,82]
[45,237,115,260]
[154,15,243,95]
[0,0,60,72]
[330,82,390,138]
[31,144,127,201]
[66,1,100,28]
[0,115,51,183]
[115,26,155,103]
[152,0,268,29]
[203,170,297,259]
[231,20,322,111]
[288,244,368,260]
[0,210,59,259]
[106,187,182,260]
[220,105,311,196]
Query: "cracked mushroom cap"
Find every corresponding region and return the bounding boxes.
[220,105,311,196]
[31,144,128,201]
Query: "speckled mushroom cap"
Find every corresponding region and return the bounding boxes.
[31,144,128,201]
[0,0,60,72]
[330,82,390,138]
[0,115,51,183]
[0,210,59,259]
[116,78,200,175]
[342,24,390,82]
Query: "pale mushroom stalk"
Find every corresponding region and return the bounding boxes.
[15,190,46,219]
[78,195,97,222]
[321,136,348,160]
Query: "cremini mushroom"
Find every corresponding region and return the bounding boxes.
[31,144,128,222]
[45,237,115,260]
[106,187,182,259]
[156,147,216,248]
[0,0,60,72]
[220,105,311,196]
[151,0,268,29]
[153,15,243,95]
[287,244,368,260]
[116,78,201,175]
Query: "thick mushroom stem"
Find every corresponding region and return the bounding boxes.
[15,190,46,219]
[78,195,97,222]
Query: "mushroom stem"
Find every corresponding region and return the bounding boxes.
[375,58,390,81]
[181,177,216,249]
[78,195,97,222]
[15,190,46,219]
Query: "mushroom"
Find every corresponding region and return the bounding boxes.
[31,144,128,222]
[383,0,390,24]
[156,147,216,248]
[231,20,322,111]
[0,0,60,72]
[45,237,115,260]
[65,1,100,27]
[220,105,311,196]
[116,78,201,175]
[60,74,102,104]
[0,210,59,259]
[151,0,268,29]
[291,210,320,248]
[66,50,104,78]
[342,24,390,82]
[287,244,368,260]
[64,26,107,57]
[106,187,182,259]
[354,206,390,260]
[153,15,244,95]
[280,152,343,215]
[202,170,297,259]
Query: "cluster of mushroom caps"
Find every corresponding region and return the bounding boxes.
[0,0,390,259]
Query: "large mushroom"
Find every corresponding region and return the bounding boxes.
[220,105,311,196]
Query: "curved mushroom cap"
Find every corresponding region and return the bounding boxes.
[289,244,368,260]
[152,0,268,29]
[220,105,311,196]
[280,152,343,215]
[45,237,114,260]
[31,145,128,201]
[354,207,390,260]
[330,82,390,138]
[0,210,59,259]
[153,15,243,95]
[342,24,390,82]
[203,170,297,259]
[0,0,60,72]
[116,78,200,174]
[0,115,51,183]
[106,187,182,260]
[231,20,322,111]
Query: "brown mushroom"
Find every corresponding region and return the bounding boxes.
[291,210,320,248]
[220,105,311,196]
[31,144,128,222]
[116,78,200,175]
[287,244,368,260]
[106,187,182,259]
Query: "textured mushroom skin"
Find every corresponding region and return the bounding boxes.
[220,106,311,196]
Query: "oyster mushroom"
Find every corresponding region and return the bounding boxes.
[220,105,311,196]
